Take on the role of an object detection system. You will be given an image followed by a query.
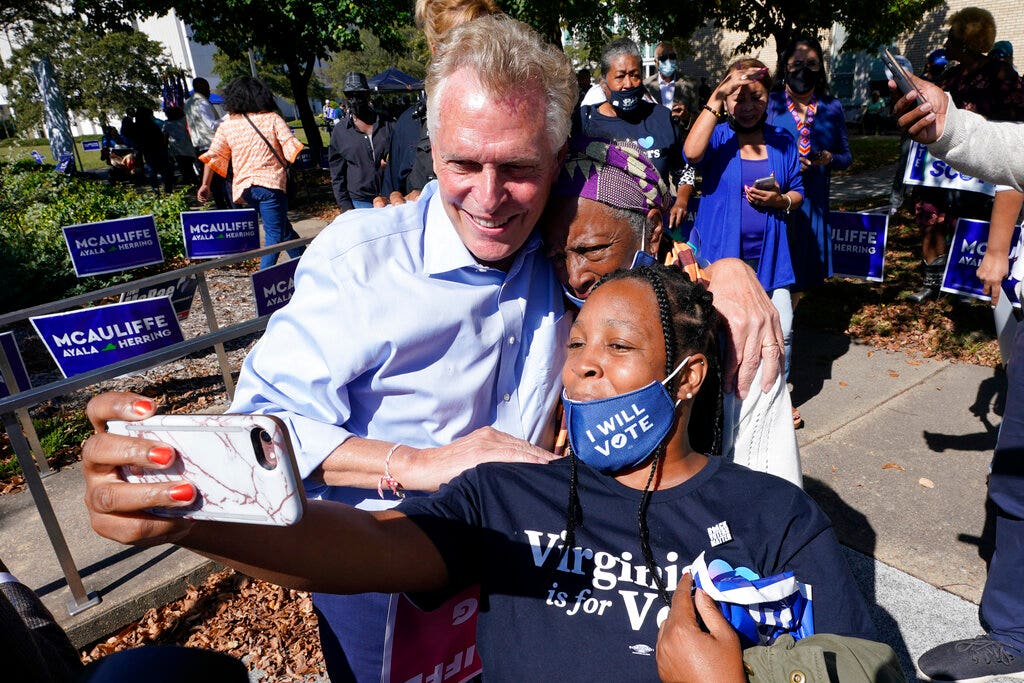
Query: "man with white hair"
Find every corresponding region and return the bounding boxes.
[227,15,574,680]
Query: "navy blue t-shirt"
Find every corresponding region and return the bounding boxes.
[398,456,876,681]
[578,102,679,184]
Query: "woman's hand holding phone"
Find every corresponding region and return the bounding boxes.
[83,392,196,546]
[744,174,783,209]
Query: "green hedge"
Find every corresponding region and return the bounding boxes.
[0,162,189,314]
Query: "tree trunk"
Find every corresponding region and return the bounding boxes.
[285,54,323,162]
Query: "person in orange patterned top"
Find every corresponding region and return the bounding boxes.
[198,77,306,270]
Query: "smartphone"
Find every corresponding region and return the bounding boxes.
[752,175,776,190]
[109,413,305,526]
[880,47,926,108]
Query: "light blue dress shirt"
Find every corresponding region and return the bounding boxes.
[229,180,569,506]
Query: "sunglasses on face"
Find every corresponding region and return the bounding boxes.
[658,53,677,62]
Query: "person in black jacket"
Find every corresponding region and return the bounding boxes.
[328,73,393,211]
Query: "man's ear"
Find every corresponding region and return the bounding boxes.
[674,354,708,402]
[647,209,663,255]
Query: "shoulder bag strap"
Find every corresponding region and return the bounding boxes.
[243,113,289,169]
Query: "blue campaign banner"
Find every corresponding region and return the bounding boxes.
[251,257,300,317]
[181,208,260,259]
[30,150,45,164]
[82,140,102,151]
[56,153,74,173]
[120,275,198,320]
[30,298,184,378]
[829,211,888,282]
[0,332,31,398]
[62,215,164,277]
[942,219,1023,300]
[904,141,996,197]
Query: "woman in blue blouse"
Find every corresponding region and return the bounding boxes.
[767,36,852,294]
[684,58,803,402]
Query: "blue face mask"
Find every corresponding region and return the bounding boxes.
[659,60,677,78]
[560,231,657,308]
[609,84,645,114]
[563,356,691,474]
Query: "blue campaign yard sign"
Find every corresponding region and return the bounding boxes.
[830,211,889,282]
[181,208,259,259]
[251,257,300,317]
[0,331,32,398]
[82,140,102,151]
[942,219,1023,300]
[31,298,184,378]
[62,215,164,277]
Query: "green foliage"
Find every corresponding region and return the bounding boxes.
[323,27,428,92]
[0,164,190,314]
[842,136,901,175]
[0,14,171,132]
[211,51,331,107]
[75,0,412,158]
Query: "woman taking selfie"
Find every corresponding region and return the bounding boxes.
[82,266,874,681]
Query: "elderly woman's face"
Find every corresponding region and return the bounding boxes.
[603,54,644,93]
[544,197,655,302]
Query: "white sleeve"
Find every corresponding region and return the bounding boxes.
[930,95,1024,192]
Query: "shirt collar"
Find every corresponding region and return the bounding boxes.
[422,181,541,277]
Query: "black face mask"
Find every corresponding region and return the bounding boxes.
[350,98,376,123]
[727,114,766,134]
[608,83,646,115]
[785,67,820,95]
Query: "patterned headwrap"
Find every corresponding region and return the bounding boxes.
[552,137,670,214]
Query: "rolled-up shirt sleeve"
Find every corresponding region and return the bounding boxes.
[199,126,231,178]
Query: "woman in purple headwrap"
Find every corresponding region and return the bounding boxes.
[542,137,801,484]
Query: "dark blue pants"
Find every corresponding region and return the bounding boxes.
[982,322,1024,649]
[242,185,305,270]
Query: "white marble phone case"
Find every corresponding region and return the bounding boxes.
[110,413,304,525]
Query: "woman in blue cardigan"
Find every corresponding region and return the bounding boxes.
[685,58,804,408]
[767,36,852,293]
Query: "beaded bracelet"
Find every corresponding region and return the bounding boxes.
[377,443,405,499]
[702,104,723,118]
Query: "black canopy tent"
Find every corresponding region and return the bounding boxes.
[367,67,424,92]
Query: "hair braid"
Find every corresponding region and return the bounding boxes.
[563,264,723,607]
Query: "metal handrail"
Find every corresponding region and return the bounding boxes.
[0,237,311,615]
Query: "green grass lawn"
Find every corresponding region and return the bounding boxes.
[0,140,107,171]
[840,135,902,175]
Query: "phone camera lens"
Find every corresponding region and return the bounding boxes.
[251,428,278,470]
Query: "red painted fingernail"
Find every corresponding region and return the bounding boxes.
[169,483,195,502]
[148,446,173,466]
[132,399,154,416]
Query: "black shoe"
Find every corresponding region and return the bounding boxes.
[908,285,938,303]
[918,635,1024,682]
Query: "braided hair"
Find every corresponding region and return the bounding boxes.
[561,264,722,606]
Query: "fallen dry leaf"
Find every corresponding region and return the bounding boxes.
[882,462,905,471]
[888,370,899,378]
[866,351,874,357]
[838,381,849,387]
[919,477,935,489]
[906,360,921,366]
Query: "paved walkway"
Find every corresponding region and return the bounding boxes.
[2,171,1017,681]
